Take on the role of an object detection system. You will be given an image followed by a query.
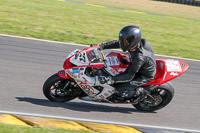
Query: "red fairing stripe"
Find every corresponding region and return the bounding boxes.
[63,57,73,69]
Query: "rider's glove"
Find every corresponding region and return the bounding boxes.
[90,43,104,50]
[98,76,114,84]
[98,43,104,51]
[90,44,96,47]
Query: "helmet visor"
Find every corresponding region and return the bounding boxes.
[119,35,136,51]
[126,35,136,44]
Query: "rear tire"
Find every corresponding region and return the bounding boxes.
[133,82,174,112]
[43,73,80,102]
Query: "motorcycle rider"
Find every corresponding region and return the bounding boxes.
[95,25,156,99]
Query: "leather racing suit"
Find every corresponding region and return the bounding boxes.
[101,39,156,95]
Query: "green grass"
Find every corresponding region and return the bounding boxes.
[0,0,199,59]
[75,0,200,20]
[0,124,94,133]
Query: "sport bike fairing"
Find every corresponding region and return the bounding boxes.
[144,59,189,86]
[43,45,189,111]
[57,46,188,100]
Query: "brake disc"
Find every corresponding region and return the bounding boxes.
[148,95,162,107]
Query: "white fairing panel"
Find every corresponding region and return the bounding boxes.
[65,67,93,83]
[65,68,100,96]
[104,54,121,76]
[104,66,119,76]
[66,49,80,59]
[70,51,89,65]
[65,67,115,100]
[66,49,116,101]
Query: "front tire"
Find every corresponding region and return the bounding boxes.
[43,73,80,102]
[133,82,174,112]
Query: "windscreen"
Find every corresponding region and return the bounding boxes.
[86,49,103,63]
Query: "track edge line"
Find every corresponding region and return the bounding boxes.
[0,33,199,62]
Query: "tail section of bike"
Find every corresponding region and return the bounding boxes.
[144,59,189,86]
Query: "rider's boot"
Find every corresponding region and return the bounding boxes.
[133,87,145,97]
[121,87,145,99]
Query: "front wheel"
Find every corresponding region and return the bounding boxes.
[43,73,80,102]
[133,82,174,112]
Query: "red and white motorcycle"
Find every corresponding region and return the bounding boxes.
[43,45,189,111]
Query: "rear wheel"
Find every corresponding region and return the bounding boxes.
[133,82,174,112]
[43,73,80,102]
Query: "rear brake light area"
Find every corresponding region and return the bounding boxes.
[179,61,189,73]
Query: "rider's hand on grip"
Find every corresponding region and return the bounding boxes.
[90,43,104,51]
[90,44,96,47]
[97,43,104,51]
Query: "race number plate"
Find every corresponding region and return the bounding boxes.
[106,56,119,66]
[166,60,182,72]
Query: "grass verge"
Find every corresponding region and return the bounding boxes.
[0,0,199,59]
[75,0,200,20]
[0,124,94,133]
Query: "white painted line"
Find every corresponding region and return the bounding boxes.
[155,54,200,62]
[0,34,87,47]
[0,110,200,133]
[0,34,199,62]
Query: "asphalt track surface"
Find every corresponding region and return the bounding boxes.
[0,35,200,132]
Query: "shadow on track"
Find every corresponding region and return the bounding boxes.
[15,97,156,114]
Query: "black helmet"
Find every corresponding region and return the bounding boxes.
[119,25,142,52]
